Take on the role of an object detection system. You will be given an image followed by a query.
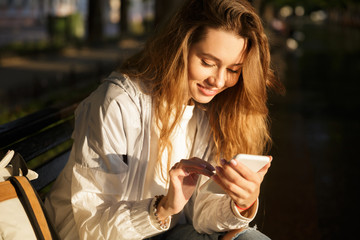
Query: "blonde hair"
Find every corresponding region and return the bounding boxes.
[120,0,284,176]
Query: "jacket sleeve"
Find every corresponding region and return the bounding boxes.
[190,177,258,234]
[71,164,163,239]
[70,85,165,239]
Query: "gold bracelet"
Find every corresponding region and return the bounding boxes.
[153,195,171,230]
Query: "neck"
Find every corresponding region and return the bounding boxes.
[187,99,195,106]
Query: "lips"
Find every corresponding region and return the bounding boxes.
[197,84,219,96]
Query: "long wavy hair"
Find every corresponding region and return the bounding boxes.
[120,0,284,177]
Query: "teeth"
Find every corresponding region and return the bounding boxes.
[196,83,219,97]
[200,85,216,93]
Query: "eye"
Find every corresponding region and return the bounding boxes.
[227,68,241,74]
[201,59,215,67]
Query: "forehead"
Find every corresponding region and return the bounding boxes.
[192,27,246,64]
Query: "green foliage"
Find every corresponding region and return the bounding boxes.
[47,13,85,44]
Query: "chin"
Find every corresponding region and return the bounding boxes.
[192,96,214,104]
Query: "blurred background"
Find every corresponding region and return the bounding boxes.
[0,0,359,239]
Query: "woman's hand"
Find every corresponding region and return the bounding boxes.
[157,157,215,219]
[211,157,272,212]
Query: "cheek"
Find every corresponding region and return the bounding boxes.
[225,74,240,88]
[188,56,209,80]
[188,62,202,80]
[188,66,196,80]
[188,54,197,79]
[189,66,214,83]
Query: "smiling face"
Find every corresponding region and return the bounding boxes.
[187,27,246,104]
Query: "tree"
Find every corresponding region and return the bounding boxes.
[87,0,104,43]
[120,0,129,34]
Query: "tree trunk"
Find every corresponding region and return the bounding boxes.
[120,0,128,34]
[87,0,104,43]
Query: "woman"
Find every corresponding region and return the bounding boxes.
[45,0,283,239]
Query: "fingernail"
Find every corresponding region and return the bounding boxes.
[208,164,215,171]
[215,166,222,173]
[220,159,227,166]
[230,159,237,166]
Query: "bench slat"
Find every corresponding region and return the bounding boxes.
[5,119,74,162]
[0,104,77,148]
[32,150,70,191]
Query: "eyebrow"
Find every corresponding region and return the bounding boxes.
[201,53,243,67]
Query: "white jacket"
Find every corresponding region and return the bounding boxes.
[45,72,257,240]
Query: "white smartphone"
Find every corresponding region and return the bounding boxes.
[200,154,271,194]
[233,154,271,172]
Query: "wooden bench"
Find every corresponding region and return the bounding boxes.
[0,103,77,198]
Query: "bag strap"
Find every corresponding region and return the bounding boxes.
[10,176,60,240]
[10,152,28,177]
[0,181,17,202]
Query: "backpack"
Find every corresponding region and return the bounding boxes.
[0,150,60,239]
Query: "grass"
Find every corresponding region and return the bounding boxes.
[0,76,99,125]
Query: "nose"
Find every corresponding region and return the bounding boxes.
[207,69,226,89]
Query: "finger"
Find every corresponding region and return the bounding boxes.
[217,164,249,189]
[170,163,214,178]
[230,159,253,177]
[228,159,264,183]
[171,162,180,170]
[178,158,215,174]
[214,166,252,195]
[214,168,260,207]
[188,157,216,172]
[220,159,259,187]
[185,166,214,177]
[212,171,249,201]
